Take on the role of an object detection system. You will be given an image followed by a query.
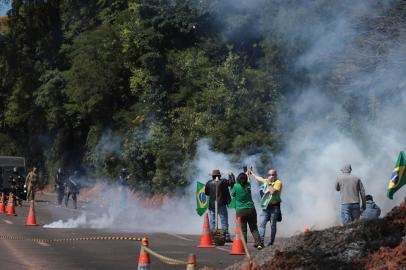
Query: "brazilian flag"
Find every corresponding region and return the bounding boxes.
[387,151,406,200]
[196,182,208,216]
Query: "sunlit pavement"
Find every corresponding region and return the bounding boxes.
[0,193,262,269]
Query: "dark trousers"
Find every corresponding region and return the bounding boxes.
[57,188,64,205]
[65,192,77,209]
[236,208,262,246]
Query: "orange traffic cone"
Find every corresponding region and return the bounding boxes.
[137,237,151,270]
[186,253,196,270]
[230,217,245,255]
[0,192,5,214]
[25,201,38,226]
[6,192,17,216]
[198,213,215,248]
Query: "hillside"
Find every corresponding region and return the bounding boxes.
[224,198,406,270]
[0,1,405,195]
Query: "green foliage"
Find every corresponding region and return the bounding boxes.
[0,0,290,193]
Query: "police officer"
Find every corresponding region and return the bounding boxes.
[118,168,130,208]
[25,167,39,202]
[9,167,24,206]
[119,168,130,187]
[55,168,66,205]
[65,171,81,209]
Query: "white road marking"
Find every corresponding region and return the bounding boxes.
[4,220,13,224]
[166,233,193,241]
[215,246,230,252]
[37,242,50,247]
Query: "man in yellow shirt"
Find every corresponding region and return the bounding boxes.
[252,169,282,246]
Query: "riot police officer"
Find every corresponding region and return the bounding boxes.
[55,168,66,205]
[65,171,81,209]
[9,167,25,206]
[118,168,130,208]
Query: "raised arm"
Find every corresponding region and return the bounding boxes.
[251,172,267,183]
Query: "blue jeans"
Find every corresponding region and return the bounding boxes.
[341,203,360,224]
[259,205,280,244]
[208,205,230,240]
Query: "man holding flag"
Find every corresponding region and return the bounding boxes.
[199,169,233,243]
[387,151,406,200]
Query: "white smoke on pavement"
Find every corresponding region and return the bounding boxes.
[44,140,254,234]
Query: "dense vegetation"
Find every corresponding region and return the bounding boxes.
[0,0,404,193]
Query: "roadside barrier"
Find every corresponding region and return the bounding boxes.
[0,235,143,243]
[139,237,196,269]
[0,235,196,269]
[25,200,38,226]
[230,217,246,255]
[6,192,17,216]
[137,238,151,270]
[0,192,5,213]
[198,213,215,248]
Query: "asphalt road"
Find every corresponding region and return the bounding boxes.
[0,194,260,270]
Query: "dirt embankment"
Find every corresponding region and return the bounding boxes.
[222,198,406,270]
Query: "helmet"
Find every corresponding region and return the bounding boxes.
[121,168,127,173]
[57,168,62,173]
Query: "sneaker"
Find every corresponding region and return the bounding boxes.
[257,245,263,250]
[267,241,273,247]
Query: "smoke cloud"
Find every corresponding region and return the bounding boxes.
[46,1,406,238]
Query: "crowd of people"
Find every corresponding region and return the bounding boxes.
[204,167,283,250]
[204,163,381,250]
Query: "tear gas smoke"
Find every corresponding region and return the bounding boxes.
[46,1,406,237]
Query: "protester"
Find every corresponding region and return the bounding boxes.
[360,194,381,220]
[231,172,263,250]
[335,164,366,225]
[205,169,233,242]
[25,167,39,202]
[252,169,282,246]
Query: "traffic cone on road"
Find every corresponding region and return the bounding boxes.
[198,213,215,248]
[0,193,5,214]
[137,237,151,270]
[6,192,17,216]
[230,217,245,255]
[186,253,196,270]
[25,200,38,226]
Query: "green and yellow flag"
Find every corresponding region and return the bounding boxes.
[387,151,406,200]
[196,182,208,216]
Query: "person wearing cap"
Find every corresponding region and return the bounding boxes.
[252,169,282,246]
[336,164,366,225]
[205,169,233,242]
[360,194,381,220]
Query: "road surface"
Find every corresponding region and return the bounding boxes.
[0,193,261,269]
